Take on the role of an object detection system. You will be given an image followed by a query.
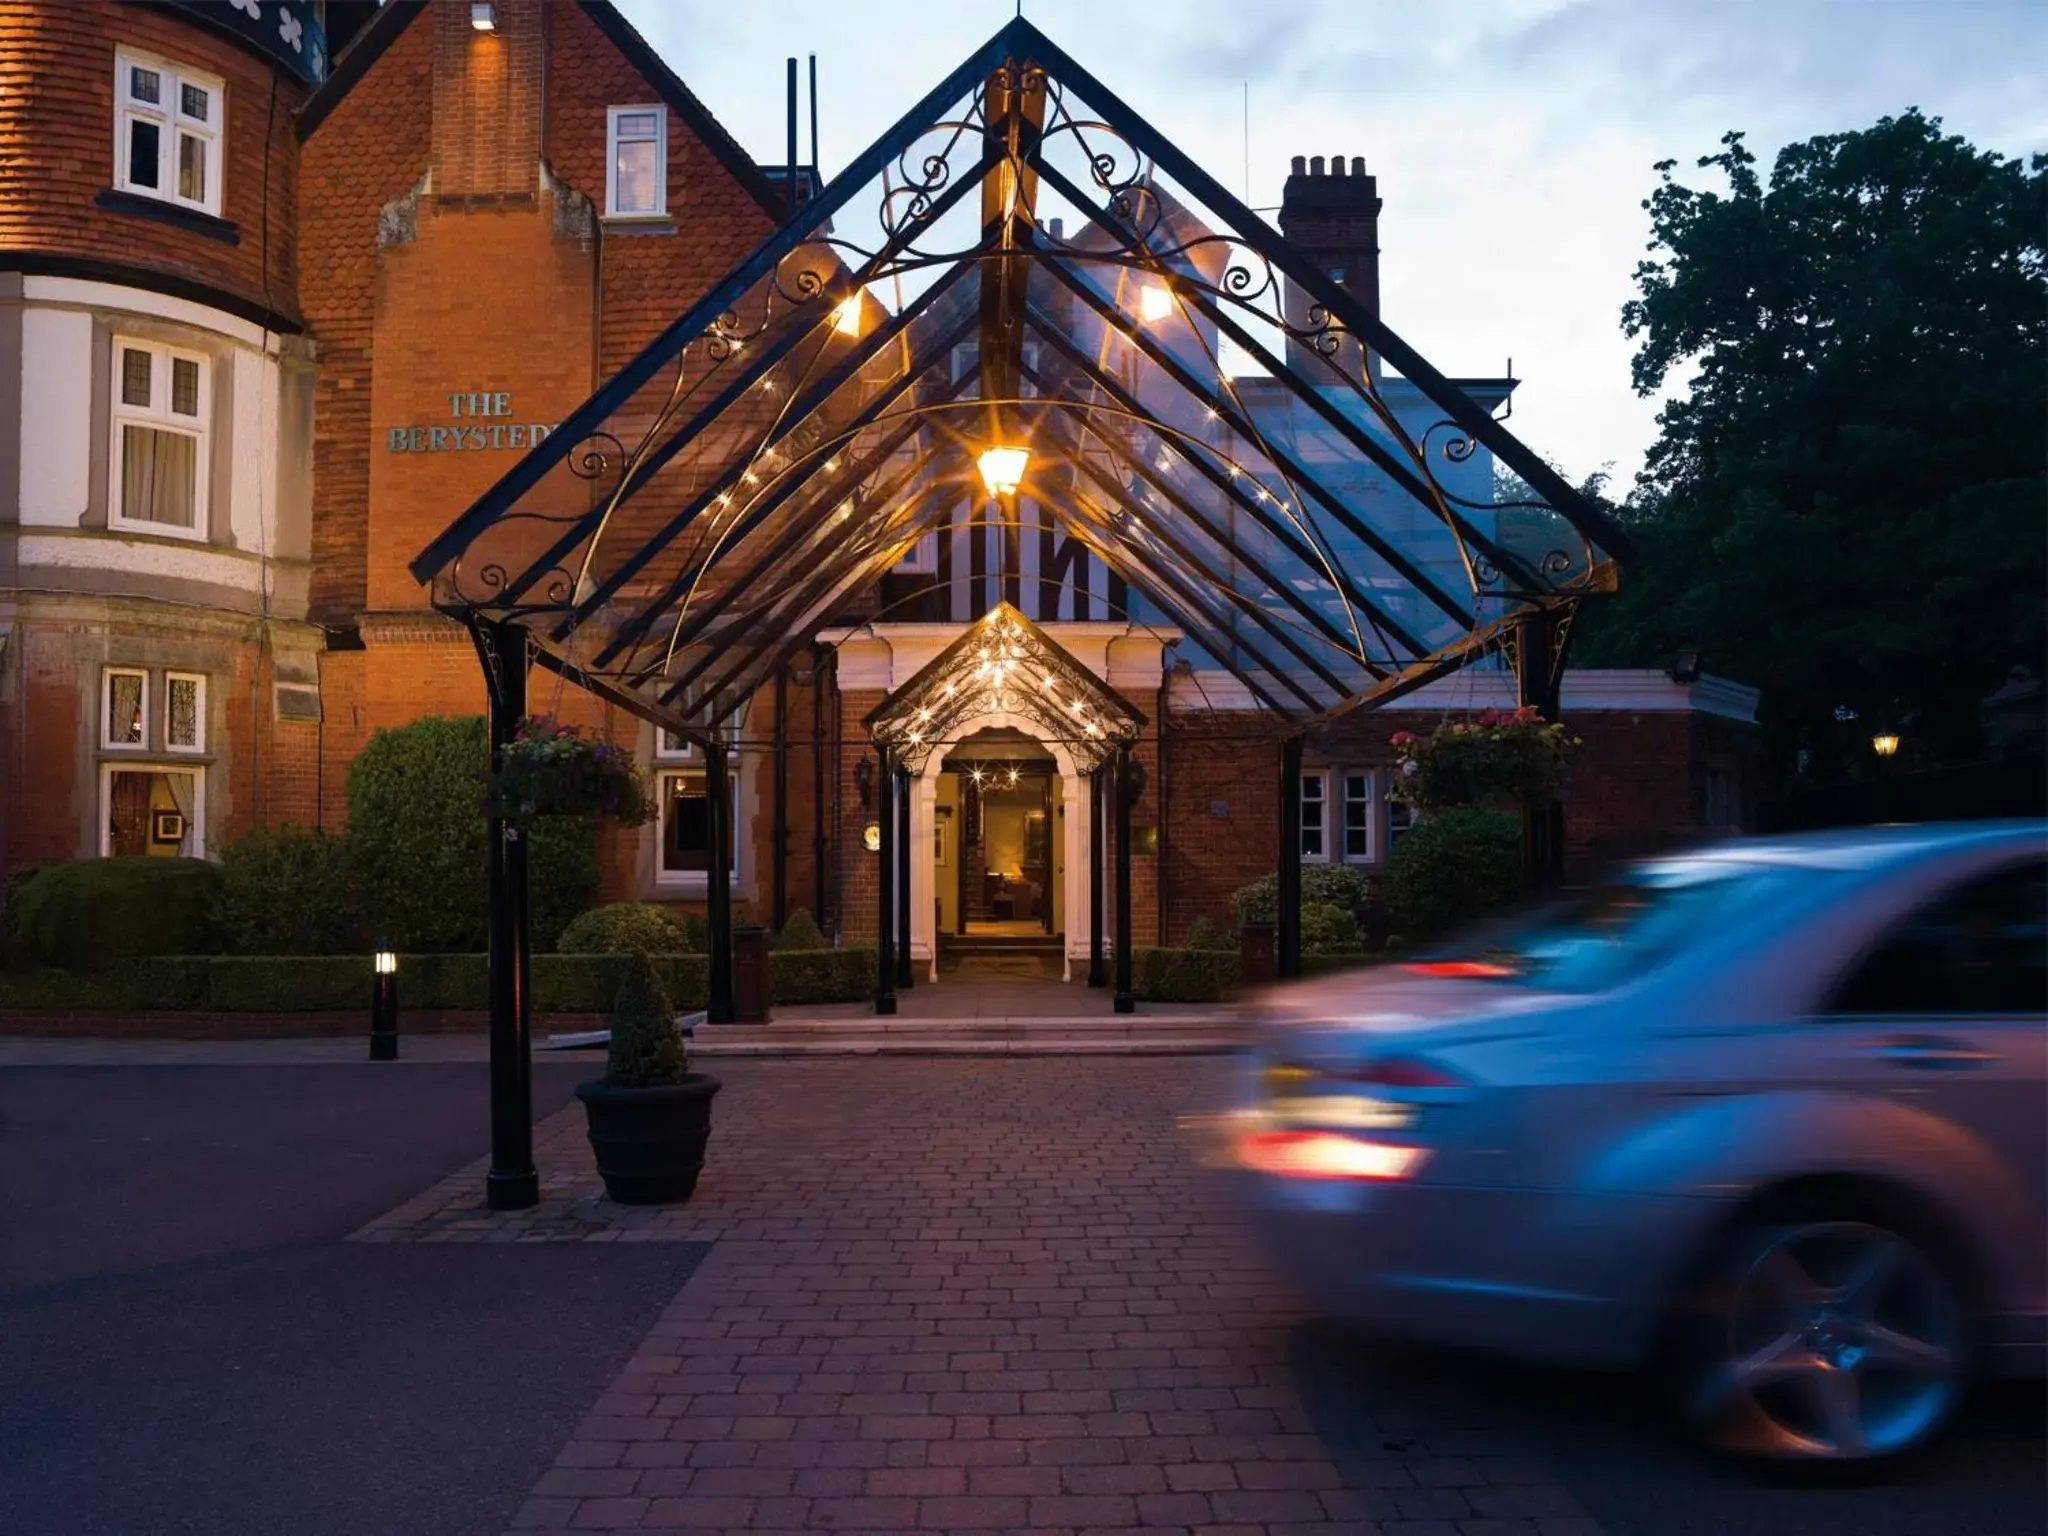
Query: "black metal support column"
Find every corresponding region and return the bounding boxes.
[706,744,735,1024]
[1087,766,1107,987]
[477,619,537,1211]
[1113,746,1134,1014]
[895,767,914,990]
[1278,734,1303,979]
[875,745,897,1015]
[1514,610,1567,892]
[812,646,828,926]
[772,667,788,932]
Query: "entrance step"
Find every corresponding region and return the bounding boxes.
[685,1018,1244,1057]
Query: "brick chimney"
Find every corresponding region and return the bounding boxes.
[1278,154,1382,379]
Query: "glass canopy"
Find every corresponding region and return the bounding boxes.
[411,17,1632,747]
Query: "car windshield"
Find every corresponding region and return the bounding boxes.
[1418,858,1808,992]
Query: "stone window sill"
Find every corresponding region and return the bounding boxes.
[95,189,241,246]
[602,213,676,236]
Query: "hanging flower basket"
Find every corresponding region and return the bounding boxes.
[488,716,654,828]
[1389,707,1581,816]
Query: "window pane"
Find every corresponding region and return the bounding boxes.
[613,138,657,213]
[177,132,207,204]
[168,676,201,749]
[121,424,197,528]
[615,110,658,139]
[171,356,201,417]
[663,774,710,873]
[1832,862,2048,1016]
[128,118,161,190]
[107,672,144,745]
[121,348,153,408]
[179,82,209,122]
[129,65,161,104]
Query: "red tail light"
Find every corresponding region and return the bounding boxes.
[1346,1056,1465,1090]
[1235,1129,1426,1182]
[1405,959,1514,979]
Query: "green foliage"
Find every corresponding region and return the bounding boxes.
[1382,810,1524,939]
[558,902,688,957]
[1387,710,1578,815]
[1299,901,1362,955]
[346,715,599,952]
[0,859,59,968]
[16,858,225,970]
[1181,915,1233,951]
[768,947,875,1004]
[490,716,653,827]
[1133,947,1240,1003]
[605,954,688,1088]
[680,914,711,953]
[1580,112,2047,777]
[771,908,827,951]
[214,825,362,955]
[1230,864,1374,927]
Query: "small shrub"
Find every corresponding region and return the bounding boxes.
[1182,915,1233,951]
[1382,809,1524,939]
[1,859,59,969]
[1231,865,1375,927]
[1300,901,1362,955]
[771,908,827,951]
[346,715,599,953]
[17,858,226,970]
[1133,947,1240,1002]
[558,902,688,957]
[680,915,711,953]
[769,947,874,1004]
[605,954,688,1087]
[215,825,362,955]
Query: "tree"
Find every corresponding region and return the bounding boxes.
[1574,111,2046,779]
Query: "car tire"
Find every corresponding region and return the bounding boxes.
[1666,1200,1971,1465]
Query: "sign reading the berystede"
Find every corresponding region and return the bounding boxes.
[386,392,561,454]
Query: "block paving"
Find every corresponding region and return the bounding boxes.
[367,1056,1599,1534]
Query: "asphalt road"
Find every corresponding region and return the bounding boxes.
[0,1064,703,1536]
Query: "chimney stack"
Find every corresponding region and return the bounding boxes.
[1278,151,1382,378]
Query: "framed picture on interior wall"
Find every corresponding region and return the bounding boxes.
[152,810,186,843]
[934,806,951,867]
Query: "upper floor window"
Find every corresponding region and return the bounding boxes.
[103,667,148,750]
[606,106,667,219]
[111,338,209,538]
[116,51,222,216]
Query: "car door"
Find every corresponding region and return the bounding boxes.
[1818,857,2048,1330]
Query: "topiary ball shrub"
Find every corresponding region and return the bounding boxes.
[215,825,362,955]
[1299,901,1362,955]
[1231,864,1374,927]
[771,908,826,951]
[347,715,599,952]
[17,858,227,970]
[1182,915,1233,951]
[558,902,688,957]
[605,954,688,1088]
[1382,809,1524,940]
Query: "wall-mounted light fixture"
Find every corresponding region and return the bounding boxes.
[1872,734,1900,758]
[470,2,497,32]
[977,445,1029,497]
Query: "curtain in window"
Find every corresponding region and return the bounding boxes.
[164,771,197,856]
[122,425,196,527]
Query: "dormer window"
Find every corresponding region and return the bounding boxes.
[115,51,223,217]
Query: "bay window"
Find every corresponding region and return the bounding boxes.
[111,339,209,537]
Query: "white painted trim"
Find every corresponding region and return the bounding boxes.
[652,763,742,892]
[109,336,210,541]
[164,671,206,754]
[16,532,282,588]
[605,104,668,219]
[1299,767,1332,865]
[97,760,205,858]
[102,666,150,751]
[21,279,282,352]
[113,48,224,218]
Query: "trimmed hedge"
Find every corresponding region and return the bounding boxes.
[17,858,226,970]
[1132,947,1240,1003]
[0,947,879,1013]
[1383,809,1524,938]
[214,825,363,955]
[557,902,692,956]
[1231,865,1376,928]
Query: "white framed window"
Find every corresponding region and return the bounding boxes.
[100,763,204,858]
[1299,769,1330,864]
[165,672,206,754]
[606,105,667,218]
[1389,799,1417,849]
[1341,772,1374,862]
[894,529,939,575]
[656,767,741,889]
[103,667,149,750]
[110,338,209,538]
[115,51,222,216]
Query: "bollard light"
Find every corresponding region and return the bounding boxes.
[370,949,399,1061]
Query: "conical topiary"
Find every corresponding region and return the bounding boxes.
[606,954,688,1087]
[772,907,827,951]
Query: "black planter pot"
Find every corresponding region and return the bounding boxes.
[574,1074,722,1205]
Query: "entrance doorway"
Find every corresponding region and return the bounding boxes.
[934,729,1064,973]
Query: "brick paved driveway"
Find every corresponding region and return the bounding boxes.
[502,1058,1595,1536]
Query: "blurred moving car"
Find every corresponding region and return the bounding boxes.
[1223,822,2047,1463]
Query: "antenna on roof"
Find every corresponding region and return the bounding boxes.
[785,58,800,211]
[808,54,821,185]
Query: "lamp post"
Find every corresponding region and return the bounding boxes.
[370,949,398,1061]
[1872,733,1901,758]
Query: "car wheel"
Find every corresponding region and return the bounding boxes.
[1677,1214,1968,1463]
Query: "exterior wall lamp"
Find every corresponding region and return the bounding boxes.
[977,445,1029,497]
[1139,283,1173,322]
[1872,734,1901,757]
[470,3,497,32]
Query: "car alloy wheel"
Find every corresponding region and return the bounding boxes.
[1693,1219,1965,1461]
